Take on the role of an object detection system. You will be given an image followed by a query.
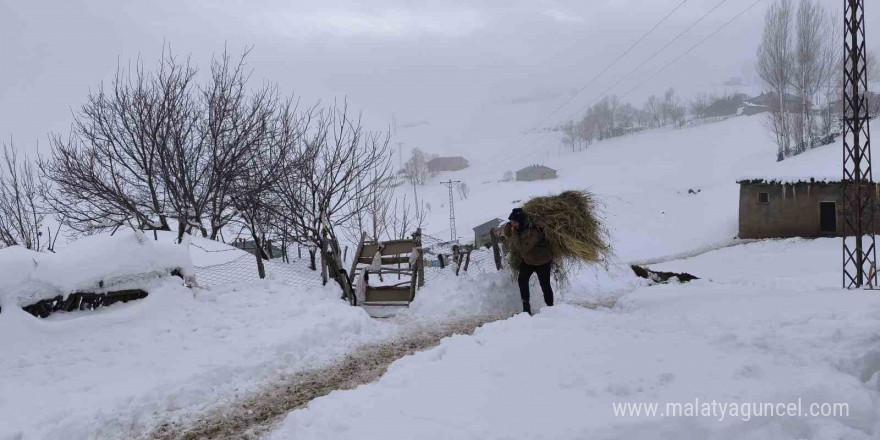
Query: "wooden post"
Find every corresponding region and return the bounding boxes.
[489,228,503,270]
[349,232,366,285]
[298,245,302,260]
[414,228,425,287]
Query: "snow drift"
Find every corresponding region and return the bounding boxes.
[0,230,193,314]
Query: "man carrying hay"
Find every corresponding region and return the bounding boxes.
[502,190,612,315]
[505,207,554,315]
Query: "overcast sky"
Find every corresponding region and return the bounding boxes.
[1,0,876,157]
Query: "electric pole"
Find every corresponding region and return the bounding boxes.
[441,180,460,242]
[842,0,877,288]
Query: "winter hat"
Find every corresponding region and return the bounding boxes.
[508,208,527,224]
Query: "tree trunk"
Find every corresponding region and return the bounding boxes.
[320,236,329,286]
[253,234,267,279]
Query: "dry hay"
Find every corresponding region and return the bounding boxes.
[504,190,612,283]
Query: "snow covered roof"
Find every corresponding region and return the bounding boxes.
[517,164,556,173]
[0,231,193,310]
[737,141,868,184]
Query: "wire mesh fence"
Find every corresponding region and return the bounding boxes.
[191,234,504,290]
[193,253,324,289]
[421,236,505,283]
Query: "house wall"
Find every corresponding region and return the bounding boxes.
[738,182,846,239]
[428,157,469,172]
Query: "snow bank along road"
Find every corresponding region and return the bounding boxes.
[266,239,880,440]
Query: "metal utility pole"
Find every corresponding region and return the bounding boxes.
[441,180,460,242]
[842,0,877,288]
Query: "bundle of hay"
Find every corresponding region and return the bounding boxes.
[504,190,612,282]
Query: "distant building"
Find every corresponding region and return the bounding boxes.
[516,165,557,182]
[704,93,748,118]
[427,156,469,173]
[743,92,806,114]
[473,218,503,248]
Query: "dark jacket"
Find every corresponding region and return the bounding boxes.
[511,225,553,266]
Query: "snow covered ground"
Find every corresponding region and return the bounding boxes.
[6,115,876,440]
[0,277,399,439]
[267,238,880,440]
[0,236,534,439]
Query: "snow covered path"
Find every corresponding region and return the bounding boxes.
[266,239,880,440]
[143,315,503,440]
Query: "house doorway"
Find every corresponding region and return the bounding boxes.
[819,202,837,233]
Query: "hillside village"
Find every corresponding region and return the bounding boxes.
[3,1,880,440]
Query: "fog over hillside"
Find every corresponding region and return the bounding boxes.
[3,0,876,161]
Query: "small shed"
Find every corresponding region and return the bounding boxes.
[516,165,557,182]
[473,218,503,248]
[738,180,852,239]
[427,156,469,173]
[737,145,880,239]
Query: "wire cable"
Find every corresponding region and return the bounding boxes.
[525,0,691,134]
[499,0,763,167]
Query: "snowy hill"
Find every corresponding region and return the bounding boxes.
[411,115,777,262]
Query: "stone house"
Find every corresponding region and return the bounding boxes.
[738,179,880,239]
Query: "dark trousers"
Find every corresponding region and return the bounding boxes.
[518,262,554,314]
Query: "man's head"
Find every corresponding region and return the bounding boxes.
[508,208,527,230]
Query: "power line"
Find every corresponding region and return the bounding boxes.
[501,0,763,167]
[618,0,763,101]
[525,0,691,134]
[559,0,734,126]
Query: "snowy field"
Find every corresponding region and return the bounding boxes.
[5,115,879,439]
[267,238,880,440]
[408,115,774,263]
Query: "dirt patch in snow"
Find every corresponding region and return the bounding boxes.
[141,315,505,440]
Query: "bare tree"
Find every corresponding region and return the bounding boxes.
[458,182,470,200]
[689,92,712,120]
[41,50,197,234]
[757,0,794,161]
[791,0,830,153]
[276,101,393,256]
[0,142,44,249]
[644,94,662,127]
[385,194,428,241]
[342,168,394,243]
[403,147,432,185]
[230,95,304,279]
